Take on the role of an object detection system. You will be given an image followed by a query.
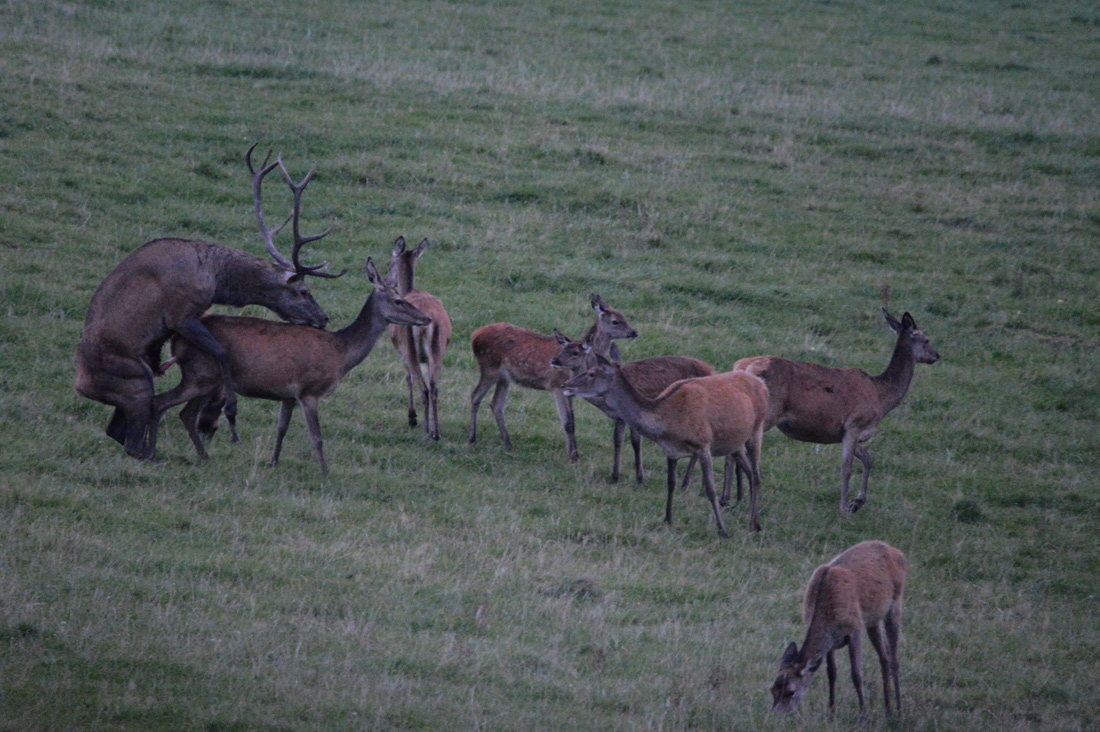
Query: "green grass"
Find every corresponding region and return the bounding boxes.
[2,0,1099,730]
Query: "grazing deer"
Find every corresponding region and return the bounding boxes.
[150,259,430,474]
[733,309,939,515]
[771,540,907,716]
[550,334,714,484]
[467,294,638,461]
[386,237,452,441]
[74,144,344,460]
[562,352,768,536]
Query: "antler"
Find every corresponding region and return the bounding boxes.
[278,159,347,279]
[245,142,346,279]
[246,143,295,270]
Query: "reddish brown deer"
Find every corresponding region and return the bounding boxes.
[467,294,638,461]
[733,310,939,515]
[562,352,768,536]
[150,259,430,474]
[549,334,714,484]
[386,237,452,441]
[771,540,907,716]
[74,144,344,460]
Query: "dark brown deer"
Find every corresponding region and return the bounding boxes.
[733,310,938,514]
[562,352,768,536]
[151,259,430,474]
[771,540,907,716]
[467,294,638,461]
[74,144,344,460]
[386,237,452,441]
[549,334,714,484]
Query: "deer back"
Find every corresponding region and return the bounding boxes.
[471,323,565,390]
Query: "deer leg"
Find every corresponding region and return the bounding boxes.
[848,632,866,714]
[839,432,860,515]
[179,397,210,459]
[885,604,903,714]
[299,397,327,475]
[678,457,696,492]
[850,443,872,513]
[172,318,238,447]
[731,449,761,532]
[270,399,296,468]
[719,455,736,507]
[664,457,679,525]
[699,451,730,539]
[551,389,578,462]
[426,349,442,441]
[826,650,838,709]
[609,418,625,483]
[629,426,644,484]
[488,378,513,451]
[468,370,497,445]
[866,623,893,715]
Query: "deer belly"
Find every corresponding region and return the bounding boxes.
[776,420,844,444]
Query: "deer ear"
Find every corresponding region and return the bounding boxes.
[590,293,605,314]
[413,238,429,258]
[902,312,916,330]
[392,236,406,258]
[365,257,381,285]
[883,308,902,332]
[554,329,570,346]
[781,642,799,666]
[281,269,299,284]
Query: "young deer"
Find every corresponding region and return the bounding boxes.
[467,294,638,461]
[150,259,430,474]
[550,334,714,484]
[771,540,907,716]
[386,237,452,441]
[734,310,939,514]
[562,352,768,536]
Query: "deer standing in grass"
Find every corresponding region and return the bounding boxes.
[150,259,430,474]
[74,144,344,460]
[467,295,638,461]
[550,334,714,484]
[733,310,939,515]
[562,351,768,536]
[387,237,452,441]
[771,540,907,716]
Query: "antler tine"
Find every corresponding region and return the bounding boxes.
[277,158,347,279]
[246,143,294,270]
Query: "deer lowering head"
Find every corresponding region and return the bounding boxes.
[771,540,907,716]
[74,144,345,460]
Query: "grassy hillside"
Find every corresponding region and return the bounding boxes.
[1,1,1097,730]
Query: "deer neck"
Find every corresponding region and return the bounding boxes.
[583,321,615,359]
[601,367,674,444]
[210,248,276,308]
[871,332,916,419]
[393,258,415,296]
[334,293,390,374]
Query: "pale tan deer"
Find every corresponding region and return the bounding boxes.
[771,540,907,716]
[467,294,638,461]
[549,333,714,484]
[74,144,344,460]
[733,309,939,515]
[386,237,452,441]
[562,352,768,536]
[150,259,430,474]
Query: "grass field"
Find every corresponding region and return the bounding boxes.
[2,1,1098,730]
